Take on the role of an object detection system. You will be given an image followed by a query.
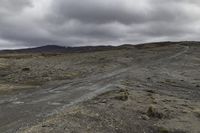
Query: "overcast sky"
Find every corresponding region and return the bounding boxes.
[0,0,200,49]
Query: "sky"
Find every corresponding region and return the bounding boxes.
[0,0,200,49]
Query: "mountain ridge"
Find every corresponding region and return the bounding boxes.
[0,41,199,54]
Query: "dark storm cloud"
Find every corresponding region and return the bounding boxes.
[0,0,200,49]
[50,0,194,25]
[50,0,147,25]
[0,0,31,10]
[0,0,32,16]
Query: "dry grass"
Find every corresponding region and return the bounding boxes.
[0,84,36,94]
[114,89,129,101]
[0,61,9,69]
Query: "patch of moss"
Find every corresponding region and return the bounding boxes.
[22,67,30,72]
[165,79,176,83]
[145,89,155,93]
[114,89,129,101]
[193,109,200,118]
[158,127,169,133]
[64,71,81,79]
[147,105,164,119]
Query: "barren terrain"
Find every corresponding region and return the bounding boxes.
[0,42,200,133]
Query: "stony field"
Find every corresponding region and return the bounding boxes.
[0,42,200,133]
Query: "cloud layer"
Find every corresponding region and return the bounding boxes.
[0,0,200,49]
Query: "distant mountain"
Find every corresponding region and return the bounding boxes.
[0,45,120,54]
[0,41,199,54]
[28,45,67,52]
[0,45,66,53]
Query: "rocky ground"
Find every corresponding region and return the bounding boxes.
[22,88,200,133]
[0,42,200,133]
